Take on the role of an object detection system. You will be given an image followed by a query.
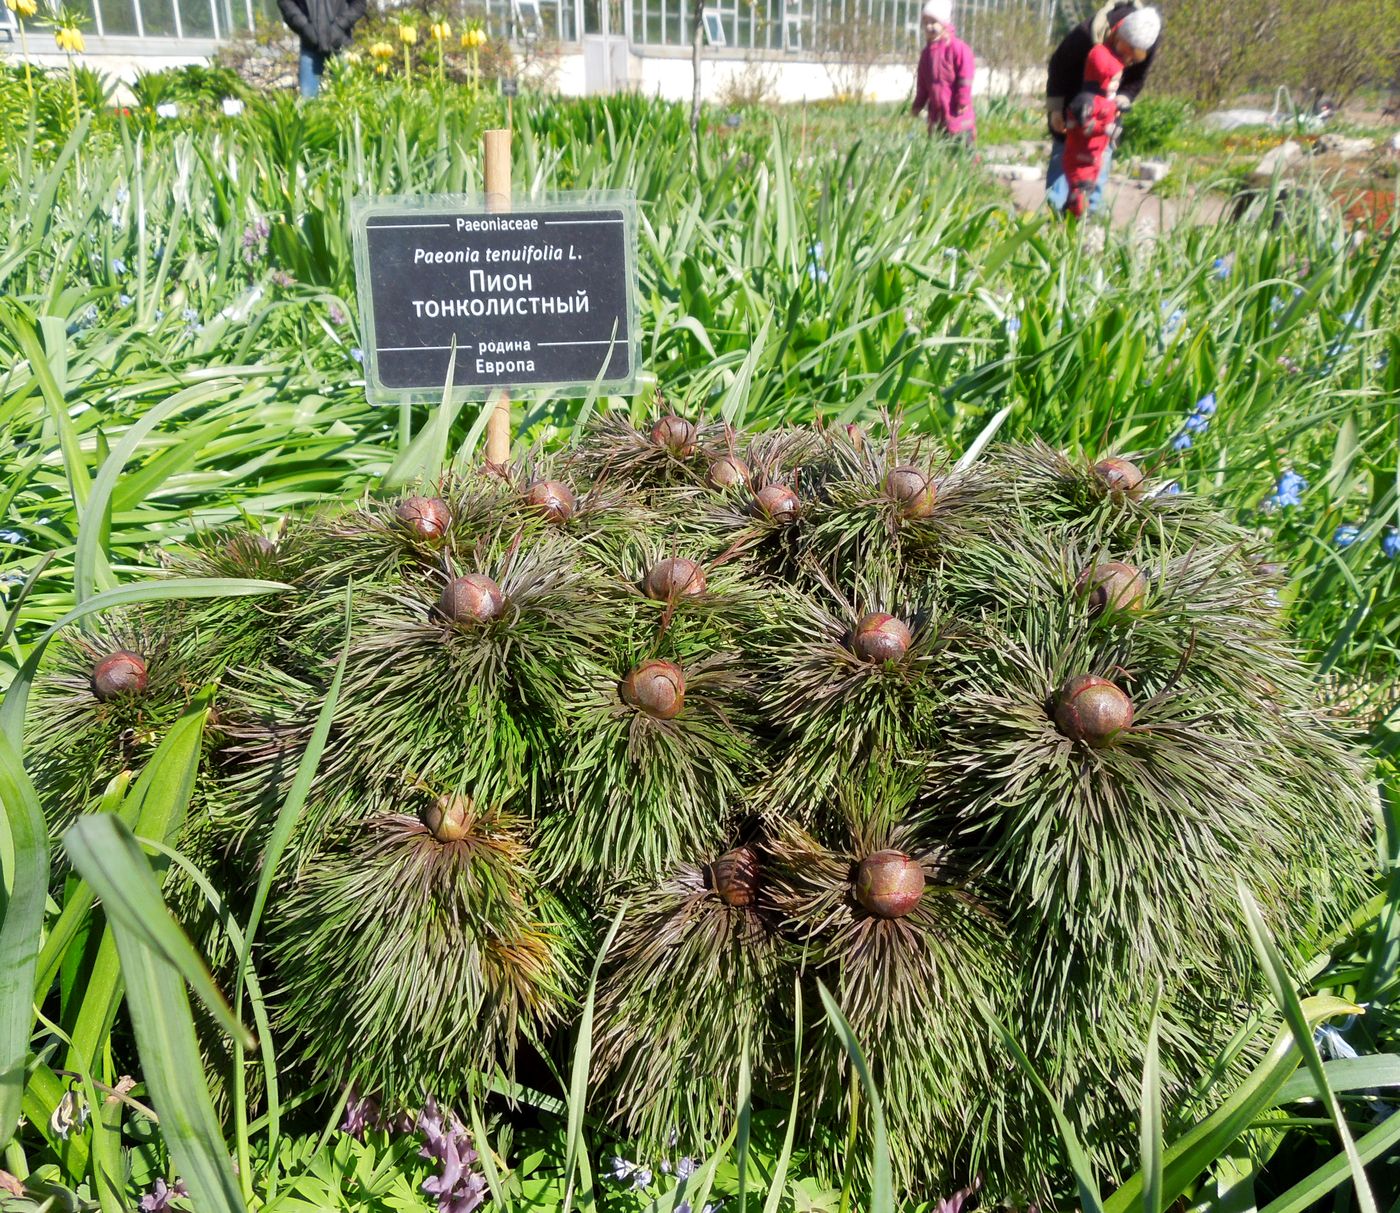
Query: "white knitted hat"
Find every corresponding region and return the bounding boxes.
[1115,6,1161,49]
[921,0,953,25]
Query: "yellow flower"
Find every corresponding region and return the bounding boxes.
[55,25,85,52]
[429,19,449,40]
[369,40,394,58]
[6,0,39,18]
[374,61,389,75]
[472,28,488,47]
[397,22,417,44]
[343,49,361,64]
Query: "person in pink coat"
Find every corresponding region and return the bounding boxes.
[910,0,976,143]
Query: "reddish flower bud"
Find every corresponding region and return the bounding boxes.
[396,496,451,539]
[526,480,576,524]
[1094,457,1145,498]
[422,792,473,842]
[754,484,800,523]
[92,651,148,701]
[855,849,925,918]
[620,660,686,720]
[644,558,707,601]
[711,846,760,907]
[438,574,505,624]
[650,414,697,456]
[883,466,938,519]
[706,454,750,489]
[1054,674,1134,746]
[852,612,912,663]
[1074,562,1148,616]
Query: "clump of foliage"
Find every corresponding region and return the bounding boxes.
[25,413,1376,1201]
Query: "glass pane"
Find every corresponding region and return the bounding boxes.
[139,0,175,35]
[96,0,139,36]
[181,0,218,36]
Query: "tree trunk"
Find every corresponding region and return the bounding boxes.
[690,9,703,133]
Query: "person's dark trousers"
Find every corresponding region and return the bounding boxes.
[299,47,326,97]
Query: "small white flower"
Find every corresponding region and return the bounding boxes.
[155,102,179,119]
[221,97,245,116]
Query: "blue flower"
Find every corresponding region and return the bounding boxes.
[1213,255,1233,279]
[0,530,25,544]
[1340,309,1362,326]
[1161,481,1181,496]
[1334,524,1361,549]
[350,347,365,364]
[606,1157,636,1183]
[1171,432,1193,451]
[1382,529,1400,559]
[631,1167,653,1190]
[676,1157,697,1180]
[119,293,132,307]
[1162,306,1186,338]
[1184,412,1210,433]
[1192,392,1217,416]
[809,241,825,261]
[181,308,199,324]
[111,257,126,275]
[115,186,129,204]
[807,265,830,284]
[1270,470,1307,509]
[1006,315,1022,335]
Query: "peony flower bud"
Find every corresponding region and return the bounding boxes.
[526,479,576,525]
[92,651,148,701]
[620,660,685,720]
[650,415,697,457]
[1054,674,1134,746]
[882,466,938,519]
[1094,457,1145,498]
[422,792,473,842]
[706,454,750,489]
[1074,562,1147,616]
[710,846,759,907]
[753,484,800,523]
[438,574,504,624]
[644,558,707,601]
[396,496,451,539]
[852,612,912,663]
[855,849,925,918]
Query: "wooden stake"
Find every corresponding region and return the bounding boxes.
[484,128,512,466]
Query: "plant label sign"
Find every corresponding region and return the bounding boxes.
[350,192,638,402]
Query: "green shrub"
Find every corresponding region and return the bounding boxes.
[1119,95,1195,153]
[130,63,248,109]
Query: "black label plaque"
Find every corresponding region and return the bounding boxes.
[352,196,637,399]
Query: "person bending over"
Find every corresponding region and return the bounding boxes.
[1043,2,1161,215]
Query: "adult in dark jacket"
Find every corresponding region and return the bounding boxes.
[278,0,367,98]
[1043,1,1162,216]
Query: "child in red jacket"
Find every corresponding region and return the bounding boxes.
[1063,44,1124,217]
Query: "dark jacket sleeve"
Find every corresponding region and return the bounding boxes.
[1046,22,1092,115]
[276,0,314,44]
[334,0,367,40]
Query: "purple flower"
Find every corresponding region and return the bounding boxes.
[1192,392,1217,416]
[269,269,296,288]
[328,302,348,327]
[1334,524,1361,549]
[932,1175,983,1213]
[676,1156,697,1180]
[417,1099,487,1213]
[340,1088,383,1139]
[1382,529,1400,559]
[139,1178,189,1212]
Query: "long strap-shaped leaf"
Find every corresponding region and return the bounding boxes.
[0,577,289,748]
[1104,992,1364,1213]
[817,982,894,1213]
[0,732,49,1150]
[64,815,247,1213]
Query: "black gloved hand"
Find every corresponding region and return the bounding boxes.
[1070,92,1096,128]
